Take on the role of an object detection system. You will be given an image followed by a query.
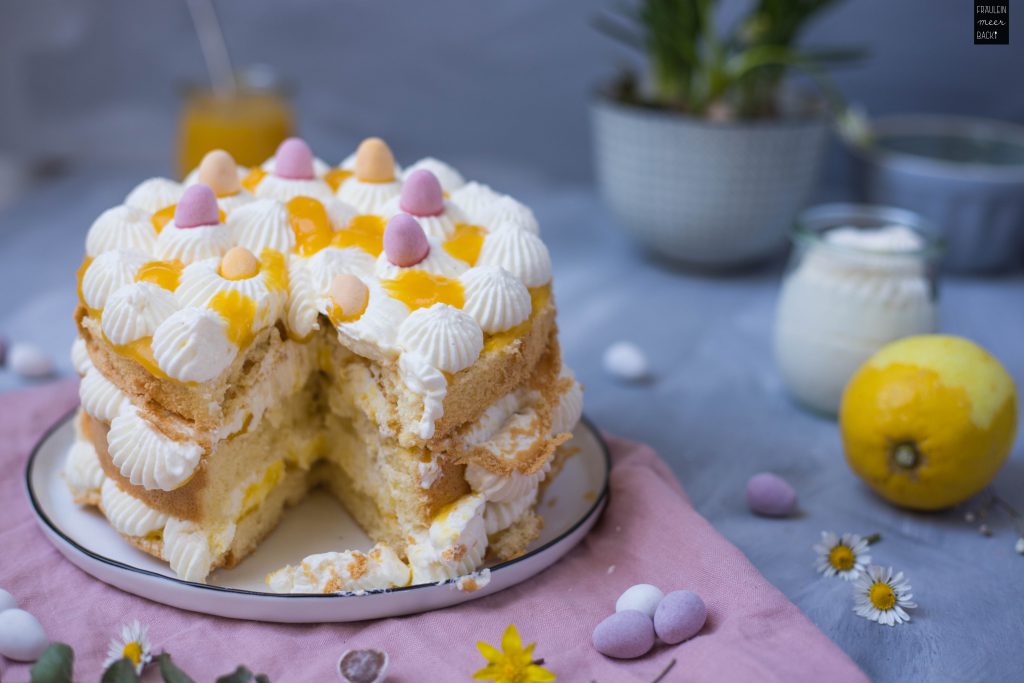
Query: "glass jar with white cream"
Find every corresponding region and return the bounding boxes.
[774,204,942,415]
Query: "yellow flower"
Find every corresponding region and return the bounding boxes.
[473,624,556,683]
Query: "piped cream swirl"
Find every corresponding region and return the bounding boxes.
[151,307,238,382]
[100,478,169,537]
[397,304,482,374]
[101,282,178,345]
[459,266,531,333]
[107,406,202,491]
[86,205,157,257]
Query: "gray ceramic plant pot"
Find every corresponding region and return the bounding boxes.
[857,115,1024,274]
[592,98,827,267]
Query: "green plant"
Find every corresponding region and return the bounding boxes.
[29,644,270,683]
[596,0,862,119]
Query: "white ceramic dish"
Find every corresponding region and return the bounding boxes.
[25,412,609,623]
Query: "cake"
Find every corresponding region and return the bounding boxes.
[64,137,583,593]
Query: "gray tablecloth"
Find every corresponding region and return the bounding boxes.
[2,167,1022,682]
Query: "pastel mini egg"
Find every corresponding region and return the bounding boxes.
[329,274,369,321]
[220,246,260,281]
[400,170,445,217]
[198,149,242,196]
[383,214,430,267]
[615,584,664,619]
[354,137,397,183]
[0,588,15,612]
[603,341,649,381]
[0,608,48,662]
[9,343,53,379]
[592,610,655,659]
[746,472,798,517]
[654,590,707,645]
[174,184,220,228]
[274,137,316,180]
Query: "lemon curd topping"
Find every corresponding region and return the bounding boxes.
[328,298,369,326]
[259,248,289,291]
[331,214,385,256]
[114,337,169,380]
[136,259,184,291]
[443,224,486,266]
[208,289,258,347]
[483,285,549,353]
[240,459,285,518]
[323,168,353,192]
[382,270,464,311]
[241,168,268,193]
[151,205,225,233]
[76,256,93,304]
[287,196,334,257]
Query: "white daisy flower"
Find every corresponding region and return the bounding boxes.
[103,619,153,674]
[853,565,917,626]
[814,531,872,581]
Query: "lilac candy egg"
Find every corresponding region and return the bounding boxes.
[746,472,798,517]
[274,137,315,180]
[400,169,445,216]
[654,590,707,645]
[592,610,655,659]
[383,214,430,267]
[174,184,220,228]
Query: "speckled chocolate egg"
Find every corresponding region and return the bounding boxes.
[592,610,655,659]
[746,472,798,517]
[654,590,707,645]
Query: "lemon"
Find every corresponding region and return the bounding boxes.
[840,335,1018,510]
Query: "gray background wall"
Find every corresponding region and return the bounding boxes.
[0,0,1022,186]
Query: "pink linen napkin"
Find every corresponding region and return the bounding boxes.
[0,381,867,683]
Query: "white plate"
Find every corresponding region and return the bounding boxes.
[26,412,609,623]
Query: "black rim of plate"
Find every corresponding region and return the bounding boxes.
[25,408,611,599]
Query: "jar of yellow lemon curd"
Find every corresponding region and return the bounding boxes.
[177,69,294,176]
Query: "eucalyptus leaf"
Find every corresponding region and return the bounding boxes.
[156,653,197,683]
[215,665,270,683]
[29,643,74,683]
[100,658,141,683]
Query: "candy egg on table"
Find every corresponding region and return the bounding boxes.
[0,588,14,612]
[603,341,649,382]
[9,343,53,379]
[654,590,707,645]
[0,608,48,662]
[746,472,798,517]
[615,583,664,618]
[592,610,655,659]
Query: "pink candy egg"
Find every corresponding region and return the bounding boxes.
[274,137,315,180]
[383,214,429,267]
[174,184,220,228]
[653,590,707,645]
[400,169,445,216]
[746,472,798,517]
[592,610,655,659]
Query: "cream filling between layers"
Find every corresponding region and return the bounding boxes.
[266,544,411,594]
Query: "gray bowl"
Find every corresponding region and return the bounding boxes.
[858,115,1024,273]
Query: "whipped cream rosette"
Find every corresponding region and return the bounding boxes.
[86,205,158,257]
